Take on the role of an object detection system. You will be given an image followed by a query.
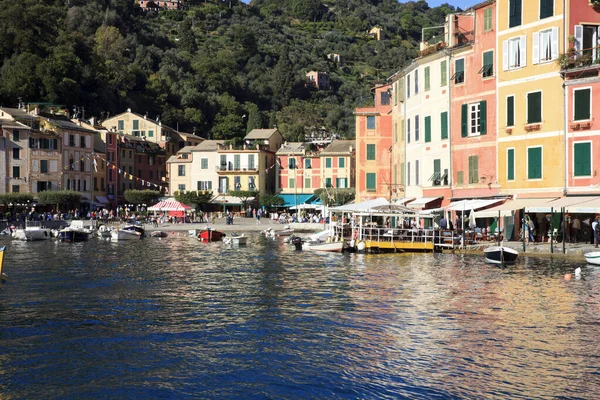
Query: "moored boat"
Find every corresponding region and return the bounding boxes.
[303,240,345,253]
[584,251,600,266]
[58,226,94,242]
[111,229,142,241]
[223,233,247,245]
[12,226,52,241]
[150,231,168,238]
[484,246,519,265]
[198,228,225,242]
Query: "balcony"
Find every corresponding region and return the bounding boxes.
[559,45,600,79]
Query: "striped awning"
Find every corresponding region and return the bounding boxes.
[148,200,191,211]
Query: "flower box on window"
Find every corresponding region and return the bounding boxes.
[505,128,513,134]
[524,124,541,131]
[570,122,581,130]
[580,121,592,129]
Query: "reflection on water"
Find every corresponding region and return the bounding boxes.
[0,237,599,398]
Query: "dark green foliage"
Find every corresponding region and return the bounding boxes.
[35,190,80,209]
[260,194,285,209]
[314,187,355,206]
[173,190,213,210]
[0,0,455,139]
[124,190,161,206]
[0,193,35,206]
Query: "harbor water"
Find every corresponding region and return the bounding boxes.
[0,236,599,399]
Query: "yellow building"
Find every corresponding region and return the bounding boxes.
[496,0,565,198]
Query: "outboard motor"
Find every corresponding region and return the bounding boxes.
[293,237,303,251]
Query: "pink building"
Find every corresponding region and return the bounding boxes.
[450,2,501,200]
[355,84,393,202]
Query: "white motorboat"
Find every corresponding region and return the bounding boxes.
[58,226,94,242]
[12,225,52,241]
[111,229,142,241]
[484,246,519,265]
[96,225,113,238]
[303,240,345,253]
[584,251,600,266]
[223,233,248,245]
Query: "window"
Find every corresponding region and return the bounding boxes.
[457,171,464,185]
[69,134,75,147]
[415,115,420,141]
[431,159,441,186]
[367,116,375,129]
[504,36,526,70]
[248,155,255,170]
[507,95,515,126]
[234,154,241,170]
[12,130,19,141]
[234,176,241,190]
[394,122,398,143]
[148,130,154,138]
[198,181,212,190]
[407,74,411,98]
[304,159,311,169]
[325,178,332,188]
[481,51,493,78]
[41,160,48,173]
[133,120,139,130]
[178,165,185,176]
[305,177,311,189]
[12,166,20,178]
[414,69,419,94]
[441,112,448,139]
[248,177,256,189]
[468,156,479,184]
[380,91,390,105]
[540,0,553,19]
[366,144,376,160]
[118,120,124,131]
[424,66,430,91]
[424,116,431,143]
[80,136,86,148]
[575,25,600,61]
[483,7,493,31]
[220,155,227,170]
[326,157,332,168]
[178,184,185,192]
[288,157,296,169]
[574,142,592,177]
[454,59,465,84]
[509,0,522,28]
[400,162,405,185]
[507,148,515,180]
[12,148,19,159]
[407,119,411,143]
[574,88,591,121]
[461,101,487,136]
[441,60,447,86]
[366,173,376,191]
[289,178,296,189]
[533,28,559,63]
[528,147,542,179]
[201,158,208,169]
[339,157,345,168]
[12,185,19,193]
[415,160,419,185]
[407,162,411,186]
[527,91,542,124]
[336,178,348,188]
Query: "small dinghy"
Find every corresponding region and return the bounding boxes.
[484,246,519,265]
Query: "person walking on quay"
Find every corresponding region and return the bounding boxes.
[256,208,262,225]
[593,216,600,248]
[571,215,580,243]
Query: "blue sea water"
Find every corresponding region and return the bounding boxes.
[0,236,599,399]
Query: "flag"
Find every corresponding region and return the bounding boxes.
[93,157,98,172]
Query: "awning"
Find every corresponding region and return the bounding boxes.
[392,197,416,205]
[446,198,505,212]
[545,196,600,213]
[290,204,324,211]
[475,197,558,217]
[94,196,110,204]
[277,194,316,208]
[330,198,389,212]
[148,199,192,211]
[211,195,253,206]
[407,196,443,209]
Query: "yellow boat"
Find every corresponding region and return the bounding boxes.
[0,245,7,283]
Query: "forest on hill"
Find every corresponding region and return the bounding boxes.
[0,0,459,141]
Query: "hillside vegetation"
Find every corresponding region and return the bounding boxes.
[0,0,458,140]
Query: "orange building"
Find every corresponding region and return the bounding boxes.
[355,84,393,202]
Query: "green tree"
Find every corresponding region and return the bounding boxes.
[124,190,161,207]
[36,190,81,210]
[173,190,214,210]
[228,190,259,211]
[260,194,285,210]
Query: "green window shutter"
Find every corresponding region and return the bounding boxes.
[479,100,487,135]
[527,92,542,124]
[484,8,492,31]
[339,157,345,168]
[400,162,405,184]
[483,51,493,77]
[574,142,591,176]
[425,66,430,91]
[468,156,479,184]
[540,0,553,19]
[434,159,441,174]
[441,111,448,139]
[326,157,332,168]
[455,59,464,84]
[367,116,375,129]
[305,177,311,188]
[441,60,447,86]
[507,149,515,180]
[528,147,542,179]
[325,178,331,187]
[574,89,591,121]
[509,0,522,28]
[507,96,515,126]
[366,144,376,160]
[366,173,376,190]
[457,171,464,185]
[461,104,468,137]
[424,116,431,142]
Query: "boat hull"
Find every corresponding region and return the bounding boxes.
[303,241,345,252]
[198,230,225,242]
[111,230,142,241]
[584,251,600,266]
[223,235,247,245]
[484,246,519,265]
[13,227,52,241]
[59,228,93,242]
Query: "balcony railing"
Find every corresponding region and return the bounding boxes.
[217,165,258,172]
[558,45,600,72]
